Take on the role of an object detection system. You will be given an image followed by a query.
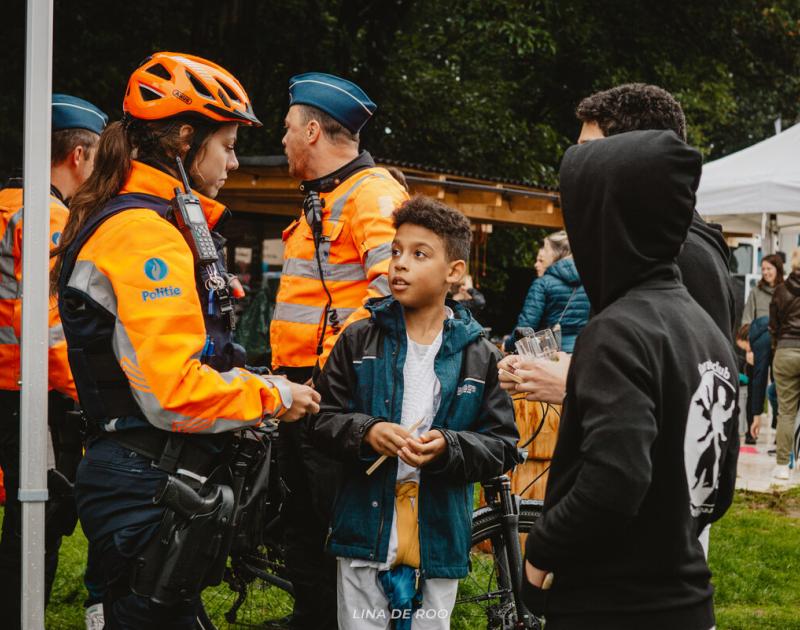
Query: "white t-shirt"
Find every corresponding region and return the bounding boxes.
[351,307,452,569]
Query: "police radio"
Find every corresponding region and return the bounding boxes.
[304,191,340,355]
[168,156,236,329]
[170,157,218,265]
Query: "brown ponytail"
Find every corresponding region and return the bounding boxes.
[50,117,206,294]
[50,121,131,293]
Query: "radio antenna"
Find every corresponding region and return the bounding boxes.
[175,156,192,194]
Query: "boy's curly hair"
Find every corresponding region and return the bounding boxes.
[393,196,471,262]
[576,83,687,141]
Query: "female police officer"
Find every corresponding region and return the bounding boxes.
[51,52,319,628]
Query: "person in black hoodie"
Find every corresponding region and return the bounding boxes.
[521,130,739,630]
[575,83,736,341]
[500,84,736,406]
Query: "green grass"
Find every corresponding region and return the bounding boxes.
[2,487,800,628]
[708,488,800,630]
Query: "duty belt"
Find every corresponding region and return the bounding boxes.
[97,426,229,482]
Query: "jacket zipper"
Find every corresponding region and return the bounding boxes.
[374,333,400,561]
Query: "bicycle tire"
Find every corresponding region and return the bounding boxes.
[196,544,294,629]
[456,500,543,630]
[470,500,543,545]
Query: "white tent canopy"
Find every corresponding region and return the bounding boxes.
[696,122,800,235]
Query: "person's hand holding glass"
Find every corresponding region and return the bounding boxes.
[498,329,570,403]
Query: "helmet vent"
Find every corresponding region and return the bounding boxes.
[217,89,232,108]
[185,70,214,99]
[139,84,163,102]
[218,80,242,104]
[146,63,172,81]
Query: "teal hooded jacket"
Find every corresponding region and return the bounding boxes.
[310,297,519,579]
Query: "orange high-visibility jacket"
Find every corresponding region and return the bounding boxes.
[271,165,408,369]
[61,161,290,433]
[0,185,76,398]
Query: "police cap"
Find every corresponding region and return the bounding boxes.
[288,72,376,134]
[52,94,108,135]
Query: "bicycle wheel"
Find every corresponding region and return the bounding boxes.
[198,539,294,629]
[455,501,543,630]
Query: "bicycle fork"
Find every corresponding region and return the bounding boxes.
[495,476,536,629]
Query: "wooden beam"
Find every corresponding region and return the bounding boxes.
[219,162,564,228]
[457,203,563,228]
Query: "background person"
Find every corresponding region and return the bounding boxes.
[272,72,409,629]
[735,324,757,444]
[52,53,318,628]
[450,274,486,319]
[768,248,800,480]
[0,94,106,630]
[503,230,589,353]
[523,130,738,630]
[500,83,737,404]
[744,254,784,440]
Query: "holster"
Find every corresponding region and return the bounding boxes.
[130,475,234,605]
[45,468,79,540]
[48,394,85,483]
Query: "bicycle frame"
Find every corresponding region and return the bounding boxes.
[482,475,537,628]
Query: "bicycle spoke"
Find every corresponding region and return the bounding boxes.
[201,554,294,628]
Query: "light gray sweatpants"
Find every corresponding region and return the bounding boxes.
[337,558,459,630]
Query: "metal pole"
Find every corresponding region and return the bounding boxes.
[20,1,53,628]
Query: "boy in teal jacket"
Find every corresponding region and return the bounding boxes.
[311,196,519,628]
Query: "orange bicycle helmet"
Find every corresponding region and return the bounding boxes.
[123,52,261,126]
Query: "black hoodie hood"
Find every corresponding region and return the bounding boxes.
[559,130,702,312]
[688,210,730,268]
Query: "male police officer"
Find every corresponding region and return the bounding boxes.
[0,94,107,630]
[272,73,408,628]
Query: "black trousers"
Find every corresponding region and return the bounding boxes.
[75,436,199,629]
[277,366,340,630]
[0,390,65,630]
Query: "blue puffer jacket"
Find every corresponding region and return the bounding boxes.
[310,297,519,579]
[506,257,590,353]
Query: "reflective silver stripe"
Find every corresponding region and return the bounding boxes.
[0,208,23,299]
[272,303,324,325]
[260,374,294,417]
[0,325,18,345]
[364,243,392,271]
[283,258,367,282]
[67,260,118,316]
[48,323,65,347]
[328,174,384,223]
[368,275,391,297]
[64,256,265,432]
[112,319,263,433]
[272,302,357,325]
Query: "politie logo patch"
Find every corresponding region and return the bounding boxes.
[51,231,61,246]
[144,258,169,282]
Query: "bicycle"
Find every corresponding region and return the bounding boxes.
[456,463,544,630]
[197,422,294,629]
[198,436,545,630]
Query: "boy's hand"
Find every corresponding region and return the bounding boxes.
[365,422,413,457]
[399,430,447,467]
[280,382,321,421]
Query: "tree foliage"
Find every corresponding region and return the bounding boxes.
[3,0,799,332]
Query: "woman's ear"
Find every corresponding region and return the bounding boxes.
[178,124,195,158]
